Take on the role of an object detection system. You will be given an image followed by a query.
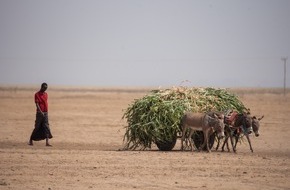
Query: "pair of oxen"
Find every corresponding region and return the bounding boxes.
[180,110,264,153]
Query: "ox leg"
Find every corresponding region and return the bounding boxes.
[246,134,254,153]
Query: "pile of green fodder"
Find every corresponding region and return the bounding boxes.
[122,86,247,150]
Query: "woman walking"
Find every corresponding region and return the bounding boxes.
[28,83,53,146]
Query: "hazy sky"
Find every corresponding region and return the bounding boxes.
[0,0,289,88]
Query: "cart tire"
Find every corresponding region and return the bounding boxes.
[192,131,215,150]
[156,136,177,151]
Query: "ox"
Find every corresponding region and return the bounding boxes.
[180,112,225,152]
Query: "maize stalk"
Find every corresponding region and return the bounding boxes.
[122,87,247,150]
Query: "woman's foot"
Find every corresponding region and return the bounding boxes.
[28,140,33,146]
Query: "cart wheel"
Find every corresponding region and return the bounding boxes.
[156,136,177,151]
[192,131,215,150]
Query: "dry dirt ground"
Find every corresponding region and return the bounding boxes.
[0,86,289,190]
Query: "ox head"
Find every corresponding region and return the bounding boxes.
[252,115,264,137]
[208,113,225,139]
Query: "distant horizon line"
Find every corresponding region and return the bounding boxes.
[0,83,289,92]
